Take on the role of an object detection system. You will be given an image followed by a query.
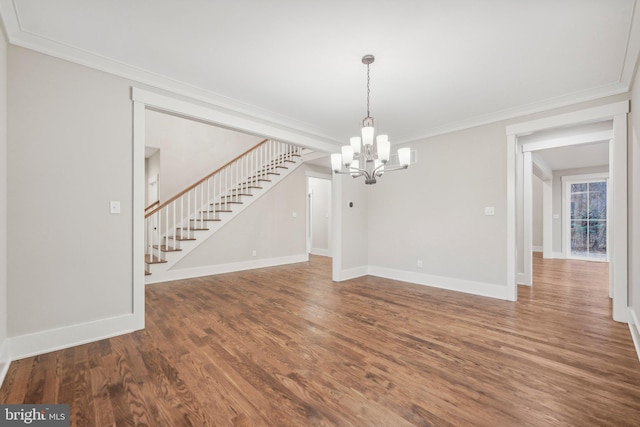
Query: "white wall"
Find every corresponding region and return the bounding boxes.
[309,177,331,256]
[173,165,308,269]
[7,46,135,337]
[532,174,543,250]
[145,109,261,202]
[0,21,9,373]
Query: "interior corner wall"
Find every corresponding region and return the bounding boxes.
[367,122,507,295]
[7,46,135,338]
[0,23,9,372]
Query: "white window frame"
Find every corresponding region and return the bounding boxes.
[561,173,609,261]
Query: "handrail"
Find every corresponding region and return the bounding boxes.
[145,138,268,218]
[145,200,160,211]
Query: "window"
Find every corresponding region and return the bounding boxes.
[563,175,608,261]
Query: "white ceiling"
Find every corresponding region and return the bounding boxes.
[533,141,609,172]
[1,0,638,148]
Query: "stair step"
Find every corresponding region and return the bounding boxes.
[145,254,167,264]
[166,236,196,241]
[178,227,209,231]
[212,201,243,206]
[190,218,221,222]
[225,193,252,197]
[275,165,288,170]
[153,244,182,252]
[215,210,233,213]
[145,270,151,276]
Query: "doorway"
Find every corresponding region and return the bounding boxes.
[506,100,629,323]
[307,175,332,257]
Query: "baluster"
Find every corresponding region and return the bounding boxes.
[156,210,161,259]
[172,201,182,249]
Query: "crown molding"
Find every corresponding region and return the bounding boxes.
[0,0,342,150]
[397,82,629,144]
[1,0,637,147]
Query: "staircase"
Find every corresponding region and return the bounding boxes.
[144,139,305,283]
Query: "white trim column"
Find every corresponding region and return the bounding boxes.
[542,178,553,259]
[611,116,629,322]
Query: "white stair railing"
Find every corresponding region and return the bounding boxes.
[144,139,302,269]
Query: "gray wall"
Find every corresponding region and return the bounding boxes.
[145,110,261,202]
[0,22,8,363]
[532,174,543,249]
[630,64,640,322]
[309,176,331,255]
[7,46,134,336]
[339,173,368,272]
[173,165,308,269]
[368,122,507,288]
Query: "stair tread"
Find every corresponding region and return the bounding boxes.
[215,210,233,213]
[153,244,182,252]
[190,218,221,222]
[178,227,209,231]
[212,201,243,205]
[145,254,167,264]
[166,236,196,241]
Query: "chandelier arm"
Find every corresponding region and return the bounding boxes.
[379,165,409,173]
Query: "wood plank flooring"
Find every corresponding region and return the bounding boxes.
[2,254,640,426]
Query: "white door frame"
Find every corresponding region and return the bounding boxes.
[506,101,629,323]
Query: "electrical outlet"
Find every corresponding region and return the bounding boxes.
[417,260,423,268]
[110,200,121,214]
[252,250,257,257]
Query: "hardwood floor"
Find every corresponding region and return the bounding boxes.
[2,254,640,426]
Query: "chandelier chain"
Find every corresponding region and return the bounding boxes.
[366,62,371,118]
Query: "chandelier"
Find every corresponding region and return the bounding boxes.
[331,54,411,185]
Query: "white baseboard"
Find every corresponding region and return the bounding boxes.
[146,253,309,284]
[516,272,532,286]
[532,246,543,252]
[368,265,509,300]
[310,248,330,257]
[629,309,640,363]
[338,266,368,281]
[8,313,142,361]
[0,338,10,387]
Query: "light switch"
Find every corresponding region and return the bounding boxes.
[110,200,121,214]
[484,207,495,216]
[292,211,297,218]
